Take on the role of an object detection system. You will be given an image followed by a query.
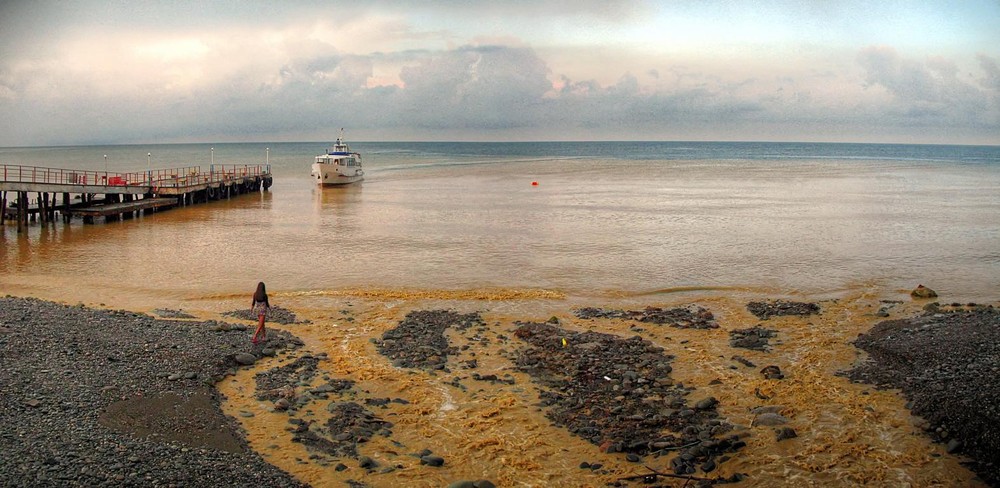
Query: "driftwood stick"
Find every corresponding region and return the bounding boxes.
[617,465,715,483]
[654,440,701,454]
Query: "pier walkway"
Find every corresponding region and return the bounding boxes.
[0,163,272,231]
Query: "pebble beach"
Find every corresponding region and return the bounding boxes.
[0,296,308,487]
[2,290,997,487]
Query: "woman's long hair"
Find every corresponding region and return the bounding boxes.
[253,281,268,303]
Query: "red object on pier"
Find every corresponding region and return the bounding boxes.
[531,181,538,186]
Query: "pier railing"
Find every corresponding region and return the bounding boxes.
[149,164,270,188]
[1,164,150,186]
[1,163,270,188]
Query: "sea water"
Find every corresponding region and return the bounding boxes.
[1,141,998,306]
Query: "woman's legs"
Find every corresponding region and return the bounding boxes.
[253,314,266,343]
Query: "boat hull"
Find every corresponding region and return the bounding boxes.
[311,163,363,186]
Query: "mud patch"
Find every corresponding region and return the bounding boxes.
[574,305,719,329]
[746,300,820,320]
[153,308,196,319]
[513,321,744,476]
[375,310,485,370]
[223,305,308,325]
[254,354,324,408]
[100,389,246,453]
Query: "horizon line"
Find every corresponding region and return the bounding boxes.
[3,139,999,150]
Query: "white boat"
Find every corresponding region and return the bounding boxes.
[311,130,364,185]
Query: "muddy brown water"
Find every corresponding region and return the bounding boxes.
[197,287,982,487]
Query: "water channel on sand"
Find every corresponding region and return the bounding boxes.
[202,285,983,487]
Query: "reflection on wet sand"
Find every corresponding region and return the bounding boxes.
[214,287,985,487]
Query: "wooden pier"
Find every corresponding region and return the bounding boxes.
[0,163,272,232]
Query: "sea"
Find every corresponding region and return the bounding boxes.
[1,141,999,308]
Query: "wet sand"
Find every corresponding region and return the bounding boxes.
[1,287,995,487]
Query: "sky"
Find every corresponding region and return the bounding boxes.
[1,0,998,146]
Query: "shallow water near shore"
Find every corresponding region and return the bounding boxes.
[2,141,999,485]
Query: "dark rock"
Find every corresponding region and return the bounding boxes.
[910,285,938,299]
[694,397,718,410]
[750,405,786,415]
[233,353,257,366]
[420,455,445,467]
[754,413,789,426]
[730,326,777,351]
[761,365,784,380]
[946,439,962,453]
[775,427,798,441]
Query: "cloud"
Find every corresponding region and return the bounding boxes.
[978,54,1000,92]
[0,2,998,145]
[857,46,997,128]
[391,45,551,129]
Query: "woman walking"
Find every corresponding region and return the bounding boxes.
[251,281,270,344]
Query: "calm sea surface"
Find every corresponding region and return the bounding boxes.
[2,141,999,306]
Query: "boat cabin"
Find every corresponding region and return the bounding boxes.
[316,155,359,166]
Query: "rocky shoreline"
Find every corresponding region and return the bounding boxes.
[0,296,307,487]
[847,303,1000,487]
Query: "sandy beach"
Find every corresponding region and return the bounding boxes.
[1,288,996,487]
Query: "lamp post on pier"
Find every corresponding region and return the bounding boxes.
[104,154,108,174]
[147,152,151,185]
[266,147,269,165]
